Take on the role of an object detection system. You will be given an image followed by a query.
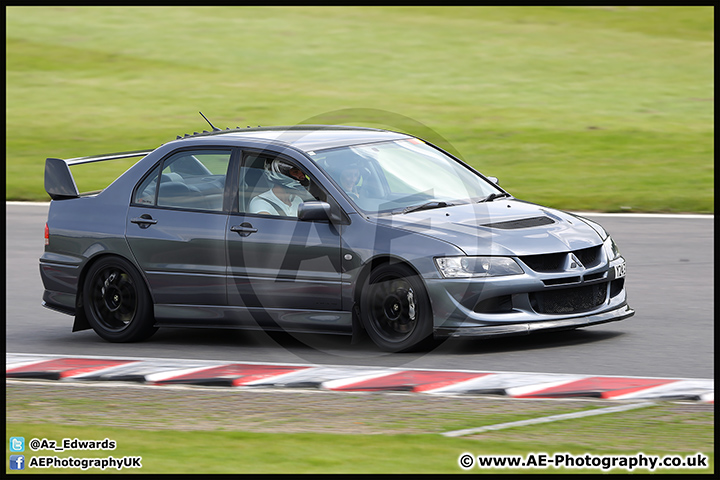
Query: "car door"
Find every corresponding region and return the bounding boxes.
[225,150,345,332]
[126,148,234,306]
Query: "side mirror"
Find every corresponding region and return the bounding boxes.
[298,201,332,222]
[487,176,499,185]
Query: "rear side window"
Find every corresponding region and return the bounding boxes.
[134,165,161,205]
[133,150,232,211]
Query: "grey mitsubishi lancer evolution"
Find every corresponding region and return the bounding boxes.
[40,122,634,351]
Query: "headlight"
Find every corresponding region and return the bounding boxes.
[435,256,524,278]
[603,236,621,261]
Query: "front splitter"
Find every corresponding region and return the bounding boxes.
[437,304,634,338]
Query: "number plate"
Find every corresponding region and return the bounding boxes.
[614,263,626,278]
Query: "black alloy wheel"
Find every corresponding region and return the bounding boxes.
[360,263,432,352]
[83,256,157,342]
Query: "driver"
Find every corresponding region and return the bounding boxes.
[249,158,313,216]
[323,157,363,201]
[338,162,361,200]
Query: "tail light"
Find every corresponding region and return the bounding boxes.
[44,223,49,246]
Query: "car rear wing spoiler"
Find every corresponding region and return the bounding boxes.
[45,150,152,200]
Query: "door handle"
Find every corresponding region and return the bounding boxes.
[231,222,258,237]
[131,214,158,228]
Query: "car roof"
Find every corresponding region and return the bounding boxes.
[176,125,412,152]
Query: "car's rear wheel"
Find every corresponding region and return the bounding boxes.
[360,263,433,352]
[83,256,157,342]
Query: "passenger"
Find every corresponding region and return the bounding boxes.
[249,159,312,216]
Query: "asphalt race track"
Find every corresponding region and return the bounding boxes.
[5,203,714,380]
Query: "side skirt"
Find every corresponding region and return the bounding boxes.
[153,304,353,335]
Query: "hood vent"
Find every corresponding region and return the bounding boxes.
[481,216,555,230]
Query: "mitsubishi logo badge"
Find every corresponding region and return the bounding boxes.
[568,253,584,270]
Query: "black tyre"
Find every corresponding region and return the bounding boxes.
[360,263,433,352]
[83,256,157,342]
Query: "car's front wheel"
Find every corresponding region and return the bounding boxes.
[83,256,157,342]
[360,263,433,352]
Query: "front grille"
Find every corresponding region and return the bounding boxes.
[584,271,606,282]
[543,276,580,286]
[520,245,603,273]
[575,245,602,268]
[520,252,566,272]
[530,283,607,314]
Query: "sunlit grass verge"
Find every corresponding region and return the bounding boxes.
[7,413,713,474]
[6,6,713,212]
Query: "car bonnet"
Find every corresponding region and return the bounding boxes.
[372,199,602,257]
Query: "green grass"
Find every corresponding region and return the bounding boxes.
[7,416,713,474]
[5,6,713,212]
[5,383,714,474]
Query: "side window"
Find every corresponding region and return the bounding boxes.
[134,165,161,205]
[239,154,325,217]
[133,150,232,211]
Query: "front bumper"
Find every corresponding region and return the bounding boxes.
[427,253,634,338]
[435,303,634,338]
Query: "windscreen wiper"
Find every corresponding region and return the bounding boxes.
[402,201,453,214]
[478,192,511,203]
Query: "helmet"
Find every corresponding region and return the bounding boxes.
[265,158,309,190]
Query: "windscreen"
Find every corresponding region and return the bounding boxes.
[313,139,500,214]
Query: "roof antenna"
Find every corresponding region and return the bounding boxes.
[199,111,221,132]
